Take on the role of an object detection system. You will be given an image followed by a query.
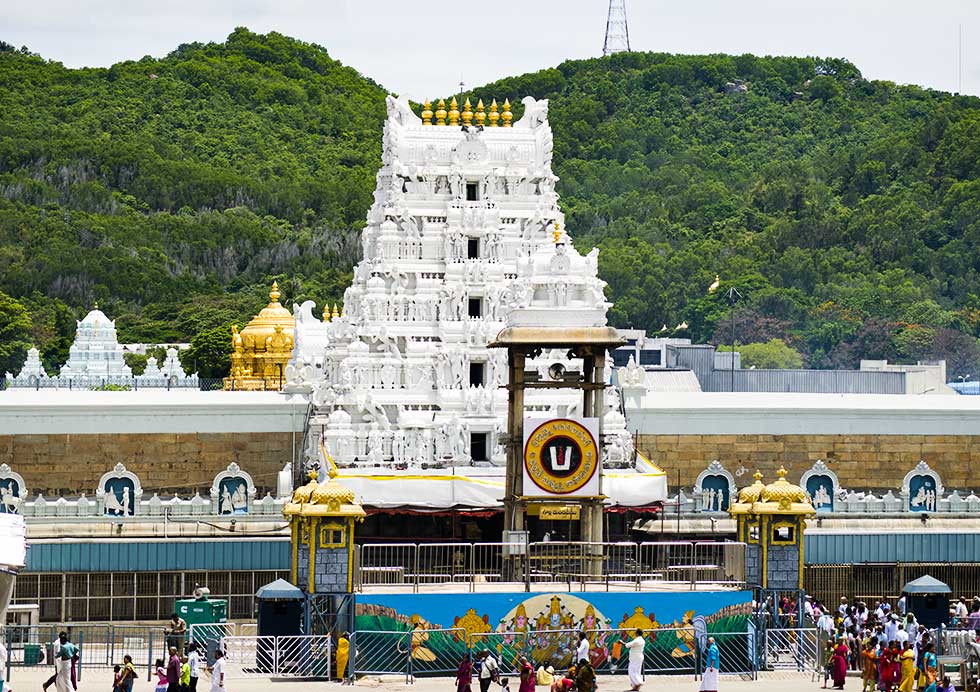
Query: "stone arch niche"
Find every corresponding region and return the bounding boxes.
[0,464,27,514]
[210,462,256,515]
[694,460,736,513]
[97,463,143,517]
[902,460,943,513]
[800,460,839,513]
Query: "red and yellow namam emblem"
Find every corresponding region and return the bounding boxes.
[524,418,599,495]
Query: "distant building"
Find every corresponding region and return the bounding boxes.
[613,333,953,395]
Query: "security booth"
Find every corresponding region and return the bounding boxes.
[254,578,305,673]
[256,578,305,637]
[902,574,951,629]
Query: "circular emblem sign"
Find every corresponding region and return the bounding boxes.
[524,419,599,495]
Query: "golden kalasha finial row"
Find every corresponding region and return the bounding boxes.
[420,98,512,127]
[322,303,341,322]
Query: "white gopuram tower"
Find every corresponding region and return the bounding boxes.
[59,306,133,384]
[285,95,663,511]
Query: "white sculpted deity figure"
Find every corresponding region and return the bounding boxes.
[812,484,832,508]
[621,355,645,387]
[367,422,385,465]
[549,242,571,275]
[434,351,452,390]
[550,282,568,308]
[417,428,433,464]
[485,230,501,262]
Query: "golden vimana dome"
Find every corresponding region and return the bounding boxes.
[762,466,810,509]
[224,281,296,391]
[737,471,766,504]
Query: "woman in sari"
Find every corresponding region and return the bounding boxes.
[921,643,938,692]
[898,641,915,692]
[830,637,849,690]
[455,654,473,692]
[861,639,878,692]
[336,632,350,682]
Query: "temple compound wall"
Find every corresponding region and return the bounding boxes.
[630,392,980,492]
[637,433,980,491]
[0,390,307,496]
[0,432,293,496]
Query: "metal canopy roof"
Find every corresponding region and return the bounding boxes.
[902,574,952,594]
[255,578,304,600]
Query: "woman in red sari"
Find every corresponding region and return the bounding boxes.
[831,637,849,689]
[455,654,473,692]
[879,642,897,691]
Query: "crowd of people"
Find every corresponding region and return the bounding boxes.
[454,630,721,692]
[812,595,968,691]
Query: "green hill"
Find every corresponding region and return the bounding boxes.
[2,29,980,376]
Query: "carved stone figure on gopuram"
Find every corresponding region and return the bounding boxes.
[283,94,632,473]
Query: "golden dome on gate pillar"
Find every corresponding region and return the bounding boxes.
[224,281,296,391]
[762,466,810,510]
[284,469,365,519]
[738,471,766,504]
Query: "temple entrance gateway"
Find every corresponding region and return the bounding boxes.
[491,325,623,579]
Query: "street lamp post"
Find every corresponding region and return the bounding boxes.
[726,286,743,392]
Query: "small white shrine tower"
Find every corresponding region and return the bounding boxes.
[60,306,133,382]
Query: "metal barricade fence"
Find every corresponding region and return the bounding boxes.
[417,543,472,585]
[189,622,237,648]
[359,543,416,589]
[602,542,639,584]
[352,628,468,678]
[471,543,525,588]
[693,542,746,588]
[469,631,527,675]
[238,623,258,638]
[527,542,606,582]
[354,541,748,591]
[277,635,333,677]
[637,542,697,586]
[221,635,333,678]
[3,624,164,680]
[763,628,818,672]
[696,631,757,678]
[223,635,275,678]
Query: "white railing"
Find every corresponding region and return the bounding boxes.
[355,541,746,591]
[222,635,333,678]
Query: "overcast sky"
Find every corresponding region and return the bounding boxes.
[5,0,979,98]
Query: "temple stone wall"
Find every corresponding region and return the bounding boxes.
[0,432,293,496]
[638,434,980,491]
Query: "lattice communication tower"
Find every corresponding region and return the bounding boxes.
[603,0,631,56]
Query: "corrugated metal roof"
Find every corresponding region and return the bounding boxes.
[806,533,980,565]
[642,370,703,392]
[25,539,289,572]
[702,369,906,394]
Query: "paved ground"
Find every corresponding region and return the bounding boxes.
[4,669,823,692]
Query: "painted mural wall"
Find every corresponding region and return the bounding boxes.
[355,590,754,674]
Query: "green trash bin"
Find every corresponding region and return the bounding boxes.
[23,643,41,665]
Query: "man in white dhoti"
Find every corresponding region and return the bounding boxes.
[699,636,720,692]
[54,631,78,692]
[624,629,646,691]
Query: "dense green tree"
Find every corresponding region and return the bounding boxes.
[0,290,33,375]
[718,339,804,369]
[3,31,980,374]
[179,325,233,379]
